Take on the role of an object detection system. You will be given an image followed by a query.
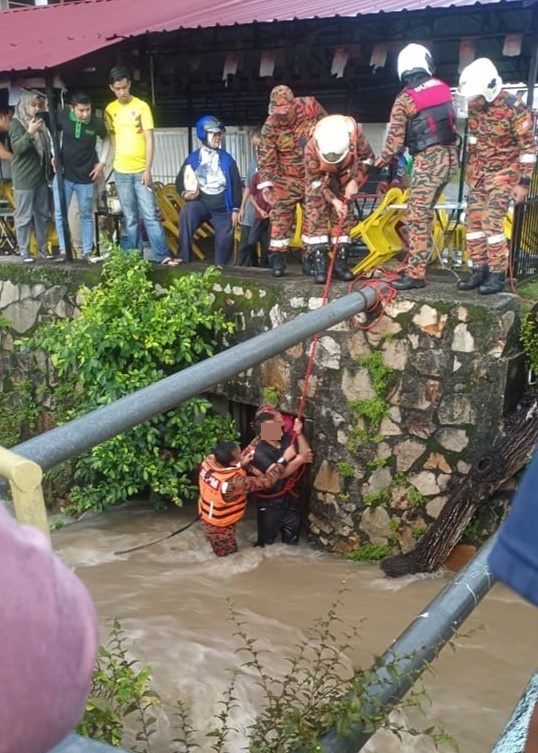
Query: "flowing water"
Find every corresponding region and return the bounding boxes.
[53,500,538,753]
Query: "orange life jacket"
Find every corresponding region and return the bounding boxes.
[198,455,248,527]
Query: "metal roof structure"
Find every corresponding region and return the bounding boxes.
[0,0,532,73]
[1,0,537,124]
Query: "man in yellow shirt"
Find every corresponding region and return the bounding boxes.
[105,66,180,265]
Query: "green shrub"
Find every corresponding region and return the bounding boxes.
[26,250,236,514]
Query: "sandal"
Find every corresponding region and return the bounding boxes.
[160,257,183,266]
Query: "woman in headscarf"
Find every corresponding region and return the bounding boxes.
[9,90,53,262]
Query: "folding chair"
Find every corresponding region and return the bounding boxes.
[350,187,407,274]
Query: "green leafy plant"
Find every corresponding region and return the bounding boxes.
[336,461,355,478]
[261,386,281,406]
[363,486,391,507]
[25,249,236,514]
[345,542,393,561]
[76,619,160,749]
[0,378,40,447]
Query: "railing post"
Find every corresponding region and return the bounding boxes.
[0,446,49,539]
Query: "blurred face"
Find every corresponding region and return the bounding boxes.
[274,103,296,127]
[109,78,132,104]
[30,98,45,118]
[260,420,283,441]
[206,131,223,149]
[72,102,92,123]
[0,112,11,132]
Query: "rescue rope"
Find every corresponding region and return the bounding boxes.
[114,514,200,555]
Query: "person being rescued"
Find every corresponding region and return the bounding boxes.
[198,439,300,557]
[246,411,314,547]
[303,114,375,284]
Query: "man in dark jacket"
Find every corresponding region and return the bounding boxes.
[175,115,242,265]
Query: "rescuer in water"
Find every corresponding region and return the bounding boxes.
[198,439,299,557]
[376,43,459,290]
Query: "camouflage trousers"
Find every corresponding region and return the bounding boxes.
[465,168,518,274]
[303,178,355,246]
[201,520,238,557]
[268,183,304,253]
[405,144,459,279]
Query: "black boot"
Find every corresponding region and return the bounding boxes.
[458,265,489,291]
[311,245,329,285]
[269,251,286,278]
[392,273,426,290]
[303,245,329,283]
[333,244,354,281]
[479,272,506,295]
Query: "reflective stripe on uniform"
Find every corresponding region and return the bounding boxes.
[520,154,537,164]
[468,136,478,145]
[270,238,291,248]
[330,235,351,244]
[303,234,329,245]
[466,231,486,240]
[486,233,506,244]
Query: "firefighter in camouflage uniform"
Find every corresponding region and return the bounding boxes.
[376,43,459,290]
[302,114,375,284]
[257,85,327,277]
[457,58,537,295]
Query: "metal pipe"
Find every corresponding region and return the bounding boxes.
[11,288,377,471]
[46,76,73,260]
[491,670,538,753]
[317,535,497,752]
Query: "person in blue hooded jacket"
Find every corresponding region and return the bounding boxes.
[489,450,538,753]
[175,115,242,265]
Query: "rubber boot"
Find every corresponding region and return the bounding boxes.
[302,249,315,277]
[479,272,506,295]
[310,245,329,285]
[333,244,354,281]
[392,273,426,290]
[458,265,489,291]
[269,251,286,278]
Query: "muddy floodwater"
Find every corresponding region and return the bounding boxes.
[53,501,538,753]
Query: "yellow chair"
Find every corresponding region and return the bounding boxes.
[351,187,407,274]
[289,203,303,249]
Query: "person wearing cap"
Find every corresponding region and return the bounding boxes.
[457,58,537,295]
[257,85,327,277]
[175,114,242,265]
[303,114,375,284]
[375,43,459,290]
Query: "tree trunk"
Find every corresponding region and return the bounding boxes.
[381,394,538,578]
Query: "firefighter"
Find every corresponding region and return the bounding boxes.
[375,43,459,290]
[257,85,327,277]
[303,114,375,284]
[457,58,537,295]
[198,439,298,557]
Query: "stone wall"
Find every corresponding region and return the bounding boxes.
[0,266,523,555]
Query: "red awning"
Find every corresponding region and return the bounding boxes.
[0,0,517,74]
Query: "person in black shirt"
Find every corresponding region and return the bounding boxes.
[250,411,313,546]
[52,91,109,261]
[0,106,14,176]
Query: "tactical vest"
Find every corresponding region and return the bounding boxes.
[405,78,456,155]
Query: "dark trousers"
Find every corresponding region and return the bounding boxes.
[178,199,234,264]
[237,217,270,266]
[256,499,301,546]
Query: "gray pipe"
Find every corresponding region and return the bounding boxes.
[491,670,538,753]
[318,535,497,752]
[12,288,376,471]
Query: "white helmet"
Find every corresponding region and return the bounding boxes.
[397,43,434,82]
[458,58,503,103]
[314,115,354,165]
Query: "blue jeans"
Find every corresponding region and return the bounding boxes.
[52,177,94,254]
[114,171,170,261]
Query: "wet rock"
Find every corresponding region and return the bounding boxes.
[394,439,425,472]
[413,304,448,338]
[436,428,469,452]
[360,506,392,544]
[438,395,476,425]
[314,460,341,494]
[452,322,475,352]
